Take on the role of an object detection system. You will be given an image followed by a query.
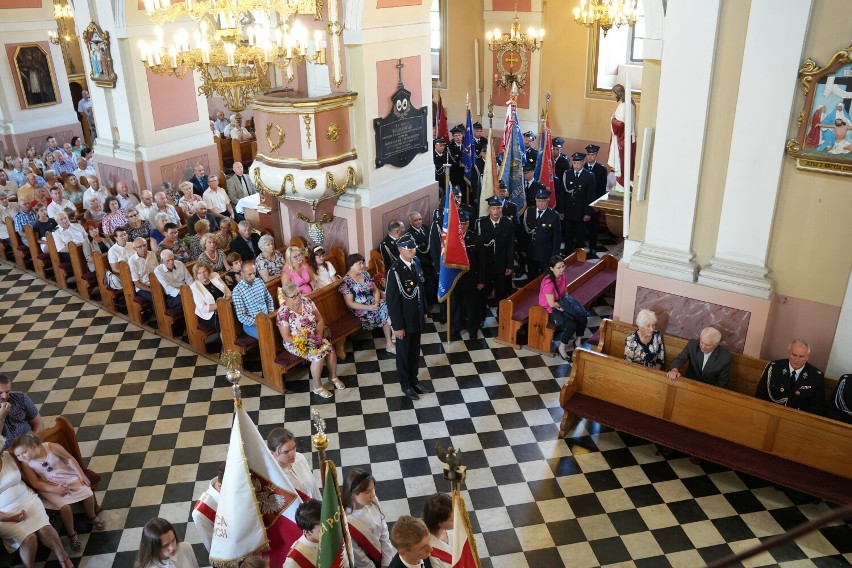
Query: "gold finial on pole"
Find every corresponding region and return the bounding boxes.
[488,95,494,128]
[220,351,243,403]
[435,441,467,494]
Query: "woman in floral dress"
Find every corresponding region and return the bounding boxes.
[339,253,395,354]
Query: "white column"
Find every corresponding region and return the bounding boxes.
[697,0,813,298]
[628,0,721,282]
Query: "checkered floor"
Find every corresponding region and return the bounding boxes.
[1,237,850,567]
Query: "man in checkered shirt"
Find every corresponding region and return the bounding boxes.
[232,259,274,339]
[0,374,43,450]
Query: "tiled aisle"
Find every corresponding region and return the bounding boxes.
[0,261,849,568]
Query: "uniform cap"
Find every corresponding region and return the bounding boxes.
[585,144,601,154]
[396,235,417,249]
[571,152,586,161]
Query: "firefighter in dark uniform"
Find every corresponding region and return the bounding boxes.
[523,189,562,279]
[380,220,406,270]
[516,163,545,279]
[552,137,569,204]
[476,195,515,307]
[584,144,609,258]
[473,122,488,155]
[406,211,436,322]
[433,136,449,201]
[448,124,466,190]
[386,235,435,401]
[558,152,596,252]
[523,131,539,166]
[450,209,485,341]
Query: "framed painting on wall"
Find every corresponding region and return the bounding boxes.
[13,44,59,109]
[786,44,852,177]
[83,22,117,88]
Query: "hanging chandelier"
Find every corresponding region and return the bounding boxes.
[573,0,637,37]
[48,0,78,45]
[485,0,543,91]
[139,0,340,115]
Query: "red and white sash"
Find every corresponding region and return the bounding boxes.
[347,515,381,567]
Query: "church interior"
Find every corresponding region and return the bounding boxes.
[0,0,851,566]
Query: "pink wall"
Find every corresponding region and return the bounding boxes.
[314,106,353,159]
[146,70,200,131]
[376,0,422,7]
[144,144,218,190]
[376,56,422,117]
[0,0,42,7]
[492,0,531,10]
[253,112,302,160]
[762,295,841,372]
[1,122,82,157]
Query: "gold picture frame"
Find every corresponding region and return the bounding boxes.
[13,44,59,109]
[82,22,117,88]
[785,44,852,177]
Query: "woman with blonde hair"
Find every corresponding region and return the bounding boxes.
[280,245,316,296]
[197,232,230,274]
[177,180,202,217]
[190,263,230,331]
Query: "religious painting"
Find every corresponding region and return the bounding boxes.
[12,44,59,109]
[83,22,117,88]
[786,44,852,177]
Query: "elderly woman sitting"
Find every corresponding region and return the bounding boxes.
[276,281,343,398]
[0,434,75,568]
[625,308,665,369]
[83,197,105,223]
[187,219,210,260]
[255,235,286,283]
[190,263,230,331]
[196,232,230,274]
[101,196,128,237]
[177,180,203,217]
[149,212,170,248]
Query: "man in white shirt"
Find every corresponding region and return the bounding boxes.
[47,186,79,221]
[73,156,97,181]
[52,211,86,262]
[7,159,26,189]
[153,249,193,309]
[0,193,19,240]
[148,191,181,226]
[283,500,322,568]
[82,176,110,210]
[135,190,156,221]
[103,227,133,290]
[202,175,233,219]
[228,116,253,141]
[115,180,140,211]
[129,238,157,302]
[213,111,229,135]
[0,169,18,198]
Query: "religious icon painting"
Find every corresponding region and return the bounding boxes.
[10,43,60,109]
[786,44,852,177]
[83,21,118,88]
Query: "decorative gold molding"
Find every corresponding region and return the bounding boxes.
[326,167,356,195]
[254,149,358,169]
[304,177,317,190]
[326,122,341,142]
[303,115,313,148]
[265,123,285,155]
[252,92,356,112]
[253,168,297,197]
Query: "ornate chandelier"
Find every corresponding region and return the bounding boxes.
[485,0,543,91]
[48,0,78,45]
[573,0,638,37]
[139,0,341,115]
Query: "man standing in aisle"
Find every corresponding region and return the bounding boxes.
[385,236,434,402]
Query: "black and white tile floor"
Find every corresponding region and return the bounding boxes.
[0,242,849,568]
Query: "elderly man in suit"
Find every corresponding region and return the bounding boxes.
[755,338,825,415]
[226,161,256,205]
[666,327,732,388]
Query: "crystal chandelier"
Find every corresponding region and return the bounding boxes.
[48,0,78,45]
[485,0,543,91]
[573,0,637,37]
[139,0,332,116]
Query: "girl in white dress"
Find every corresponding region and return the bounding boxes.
[311,246,339,288]
[0,436,73,568]
[134,517,199,568]
[266,427,320,500]
[422,493,454,568]
[342,468,395,568]
[11,433,105,552]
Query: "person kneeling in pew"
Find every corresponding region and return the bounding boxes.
[666,327,732,388]
[755,338,825,415]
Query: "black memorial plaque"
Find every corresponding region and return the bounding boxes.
[373,60,429,169]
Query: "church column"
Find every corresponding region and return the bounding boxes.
[627,0,722,282]
[697,0,814,298]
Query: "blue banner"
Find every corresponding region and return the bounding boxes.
[500,105,527,215]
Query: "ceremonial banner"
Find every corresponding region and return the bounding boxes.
[436,93,449,141]
[318,462,350,568]
[451,491,481,568]
[462,105,476,191]
[479,128,496,218]
[209,404,303,567]
[498,104,527,214]
[437,184,470,302]
[535,96,556,208]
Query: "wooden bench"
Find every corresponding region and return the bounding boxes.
[526,254,619,356]
[46,231,75,290]
[118,260,151,326]
[149,272,184,338]
[67,242,98,300]
[255,280,363,393]
[5,217,31,270]
[217,296,259,358]
[559,349,852,504]
[495,250,588,349]
[180,284,216,353]
[24,224,52,280]
[93,251,124,313]
[594,319,839,407]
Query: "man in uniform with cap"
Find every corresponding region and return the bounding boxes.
[386,235,435,401]
[559,152,596,252]
[585,144,609,258]
[516,163,545,279]
[433,136,449,199]
[552,137,569,197]
[476,195,515,309]
[473,122,488,155]
[406,211,437,323]
[448,124,467,191]
[523,189,562,279]
[523,131,539,166]
[450,209,485,340]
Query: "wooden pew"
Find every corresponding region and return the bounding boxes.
[526,254,619,355]
[495,250,588,349]
[256,311,303,392]
[327,246,346,276]
[118,260,151,326]
[559,349,852,504]
[5,217,30,269]
[93,251,124,313]
[309,279,362,360]
[24,224,52,279]
[180,284,216,353]
[149,273,184,338]
[232,139,253,167]
[0,234,7,262]
[594,319,839,408]
[45,231,75,289]
[217,296,259,358]
[367,249,384,278]
[67,241,98,300]
[216,136,234,172]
